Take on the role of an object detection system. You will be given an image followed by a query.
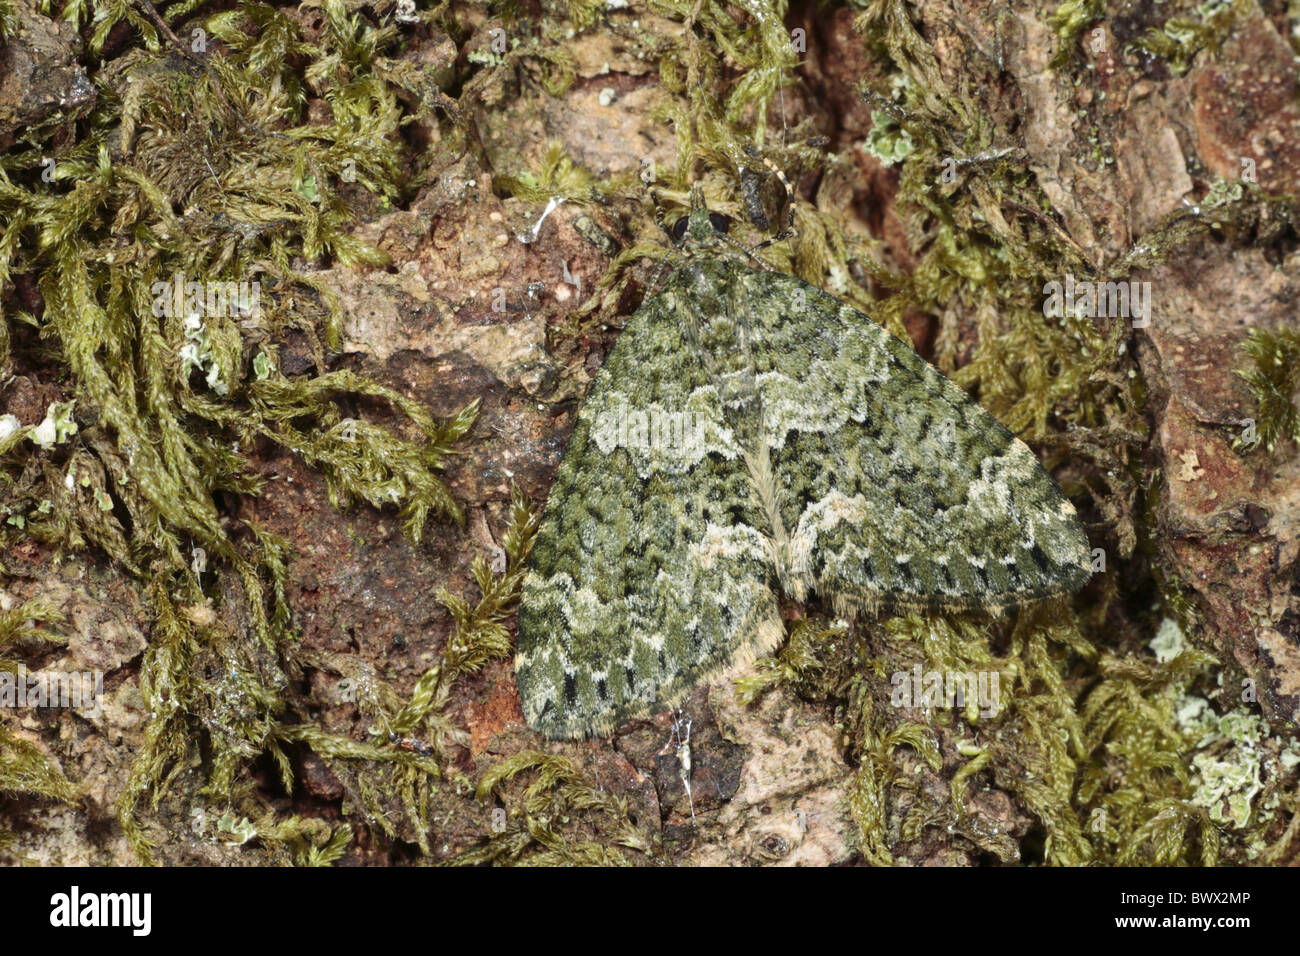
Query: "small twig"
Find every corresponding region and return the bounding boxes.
[135,0,185,48]
[1001,198,1088,261]
[671,712,695,822]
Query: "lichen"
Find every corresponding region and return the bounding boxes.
[862,108,914,167]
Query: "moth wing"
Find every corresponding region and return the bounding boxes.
[741,269,1092,611]
[517,296,782,739]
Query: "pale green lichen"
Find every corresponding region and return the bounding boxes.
[29,403,78,451]
[1179,701,1267,830]
[1150,616,1188,663]
[863,108,915,167]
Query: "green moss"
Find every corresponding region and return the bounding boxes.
[1046,0,1105,69]
[0,0,16,41]
[0,722,79,806]
[753,598,1252,864]
[733,617,850,705]
[457,750,649,865]
[213,809,353,866]
[276,485,538,854]
[1128,0,1245,75]
[0,599,79,839]
[0,600,77,859]
[388,485,538,741]
[494,140,600,205]
[1237,327,1300,454]
[2,0,481,862]
[0,596,65,671]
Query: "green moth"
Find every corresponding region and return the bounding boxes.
[516,185,1092,739]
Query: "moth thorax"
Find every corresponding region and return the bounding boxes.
[682,260,729,302]
[681,265,746,350]
[696,312,747,349]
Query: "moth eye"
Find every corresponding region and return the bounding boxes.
[708,212,731,235]
[671,216,690,242]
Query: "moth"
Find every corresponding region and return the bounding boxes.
[516,178,1092,739]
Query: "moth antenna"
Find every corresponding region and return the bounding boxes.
[649,187,676,243]
[643,186,683,296]
[644,253,674,298]
[715,230,778,271]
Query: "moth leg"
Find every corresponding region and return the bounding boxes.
[649,187,677,243]
[750,157,797,251]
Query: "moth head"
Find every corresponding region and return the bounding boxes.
[671,185,731,247]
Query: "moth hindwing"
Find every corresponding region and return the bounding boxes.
[516,187,1091,739]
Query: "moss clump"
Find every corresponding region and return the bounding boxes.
[206,806,353,866]
[733,617,851,705]
[1237,327,1300,453]
[2,0,481,862]
[495,140,601,206]
[0,598,79,860]
[1128,0,1245,75]
[1075,621,1221,865]
[0,599,79,812]
[1047,0,1106,69]
[456,750,649,865]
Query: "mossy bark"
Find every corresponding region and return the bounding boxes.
[1,0,1297,865]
